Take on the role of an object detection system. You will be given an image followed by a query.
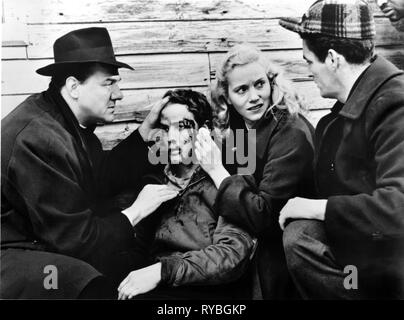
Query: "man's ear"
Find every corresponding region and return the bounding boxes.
[326,49,341,71]
[65,76,80,99]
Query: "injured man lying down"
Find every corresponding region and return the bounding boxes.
[117,89,255,300]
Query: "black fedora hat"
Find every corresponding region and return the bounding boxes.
[36,27,134,76]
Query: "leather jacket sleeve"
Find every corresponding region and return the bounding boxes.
[158,216,255,287]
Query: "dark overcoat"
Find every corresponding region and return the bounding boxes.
[1,85,150,298]
[214,106,315,299]
[316,55,404,297]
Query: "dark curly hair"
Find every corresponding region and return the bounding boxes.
[162,89,213,130]
[301,34,374,64]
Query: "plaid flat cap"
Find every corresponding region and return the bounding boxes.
[279,0,376,40]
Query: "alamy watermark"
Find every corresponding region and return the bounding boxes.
[43,265,58,290]
[343,265,358,290]
[147,128,257,175]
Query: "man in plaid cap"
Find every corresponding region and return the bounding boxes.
[278,0,404,299]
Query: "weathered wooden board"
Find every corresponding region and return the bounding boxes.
[1,86,211,120]
[95,122,141,150]
[2,53,210,94]
[1,95,30,118]
[3,0,384,24]
[90,81,335,123]
[5,45,403,96]
[95,103,333,150]
[209,46,404,81]
[26,17,404,58]
[1,46,27,60]
[1,80,333,120]
[106,80,334,123]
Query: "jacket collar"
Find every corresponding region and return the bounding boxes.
[339,55,404,120]
[151,165,207,189]
[228,106,289,160]
[45,84,95,172]
[254,107,289,159]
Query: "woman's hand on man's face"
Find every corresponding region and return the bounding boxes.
[195,127,223,174]
[195,127,230,189]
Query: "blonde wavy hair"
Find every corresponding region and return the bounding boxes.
[212,43,308,131]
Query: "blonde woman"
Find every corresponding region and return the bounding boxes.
[195,44,315,299]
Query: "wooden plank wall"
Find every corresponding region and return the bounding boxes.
[2,0,404,149]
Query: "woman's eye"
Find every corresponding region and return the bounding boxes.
[236,87,247,94]
[256,81,265,88]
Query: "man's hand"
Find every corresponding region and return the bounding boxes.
[279,197,327,230]
[138,97,169,142]
[122,184,178,226]
[118,262,162,300]
[380,0,404,22]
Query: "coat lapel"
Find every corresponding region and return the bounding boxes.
[254,107,288,160]
[339,55,404,120]
[45,85,96,194]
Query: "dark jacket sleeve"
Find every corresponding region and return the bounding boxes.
[215,122,314,236]
[324,93,404,261]
[3,124,135,267]
[158,216,255,287]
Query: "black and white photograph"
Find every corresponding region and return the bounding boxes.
[1,0,404,308]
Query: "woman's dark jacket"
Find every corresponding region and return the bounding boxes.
[214,106,315,299]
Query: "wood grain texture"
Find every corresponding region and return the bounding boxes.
[95,122,141,150]
[209,46,404,81]
[1,80,333,121]
[3,0,384,24]
[111,82,334,124]
[2,53,210,94]
[94,104,333,150]
[1,87,211,121]
[1,46,27,60]
[1,95,30,118]
[26,17,404,58]
[4,46,403,96]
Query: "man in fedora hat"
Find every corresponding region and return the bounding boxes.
[278,0,404,299]
[1,27,178,299]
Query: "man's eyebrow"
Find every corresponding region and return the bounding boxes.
[303,55,309,62]
[106,76,121,82]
